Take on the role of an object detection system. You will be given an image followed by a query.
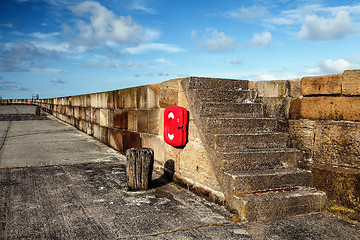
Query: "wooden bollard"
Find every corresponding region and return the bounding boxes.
[126,148,154,191]
[35,106,41,116]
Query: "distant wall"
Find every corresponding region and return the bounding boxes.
[250,70,360,212]
[11,79,222,201]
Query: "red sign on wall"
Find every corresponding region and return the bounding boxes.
[164,106,188,147]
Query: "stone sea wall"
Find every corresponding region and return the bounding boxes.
[249,70,360,212]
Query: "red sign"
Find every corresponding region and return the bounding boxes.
[164,106,188,147]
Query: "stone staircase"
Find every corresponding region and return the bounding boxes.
[182,77,326,222]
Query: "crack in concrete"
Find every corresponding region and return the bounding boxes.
[117,222,229,239]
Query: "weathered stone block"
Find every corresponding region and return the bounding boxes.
[124,87,136,109]
[342,70,360,96]
[127,110,137,131]
[179,140,220,192]
[85,107,91,122]
[114,89,124,109]
[288,78,302,98]
[313,121,360,168]
[141,133,165,165]
[288,119,316,160]
[301,74,341,96]
[108,128,123,151]
[136,86,148,109]
[92,108,100,124]
[248,81,256,90]
[147,87,160,109]
[159,89,178,108]
[72,96,81,107]
[178,85,190,109]
[74,106,80,119]
[137,110,148,133]
[289,96,360,121]
[113,109,128,129]
[311,165,360,212]
[100,109,110,127]
[159,79,180,108]
[148,109,160,135]
[122,130,141,151]
[259,97,291,119]
[256,80,289,98]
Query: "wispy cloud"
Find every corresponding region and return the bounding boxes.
[0,77,27,91]
[51,77,65,84]
[247,32,272,48]
[306,58,351,75]
[227,6,270,21]
[130,0,156,14]
[298,10,356,41]
[195,28,237,52]
[0,40,59,72]
[126,43,184,54]
[67,1,159,48]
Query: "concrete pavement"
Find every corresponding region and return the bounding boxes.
[1,105,359,239]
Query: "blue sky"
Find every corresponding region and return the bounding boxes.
[0,0,359,99]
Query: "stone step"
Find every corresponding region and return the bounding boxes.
[204,118,288,134]
[191,89,257,103]
[224,167,313,193]
[187,77,249,90]
[214,132,288,151]
[218,148,302,171]
[232,187,327,222]
[199,103,264,118]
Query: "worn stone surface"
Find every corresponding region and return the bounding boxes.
[114,89,124,109]
[122,130,141,152]
[301,74,342,96]
[343,69,360,96]
[113,109,128,129]
[288,78,302,97]
[92,108,100,124]
[259,97,291,118]
[256,80,289,97]
[148,109,160,135]
[100,108,110,127]
[313,121,360,168]
[127,110,137,131]
[159,79,180,108]
[288,119,316,161]
[137,110,148,133]
[310,165,360,212]
[289,96,360,121]
[108,128,123,151]
[124,87,136,109]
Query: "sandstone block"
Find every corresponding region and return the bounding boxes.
[113,109,128,129]
[178,85,190,109]
[148,109,160,135]
[159,89,178,108]
[179,140,220,192]
[108,128,123,151]
[289,96,360,121]
[256,80,289,97]
[260,97,291,119]
[92,108,100,125]
[136,86,148,109]
[147,87,160,109]
[127,110,137,131]
[311,165,360,212]
[288,78,302,97]
[301,74,341,96]
[288,119,316,160]
[141,133,165,165]
[313,121,360,168]
[342,69,360,96]
[122,130,141,152]
[100,109,110,127]
[72,96,81,106]
[137,110,148,133]
[74,107,80,119]
[124,87,136,109]
[114,89,124,109]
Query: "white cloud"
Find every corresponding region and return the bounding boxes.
[248,32,272,48]
[227,6,269,21]
[257,74,276,80]
[51,78,65,84]
[126,43,184,54]
[230,59,244,65]
[202,28,237,52]
[298,10,356,40]
[30,32,60,39]
[306,58,351,75]
[130,0,156,14]
[68,1,159,47]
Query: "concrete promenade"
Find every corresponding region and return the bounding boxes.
[0,105,359,239]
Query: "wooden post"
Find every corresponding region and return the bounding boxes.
[35,106,41,116]
[126,148,154,191]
